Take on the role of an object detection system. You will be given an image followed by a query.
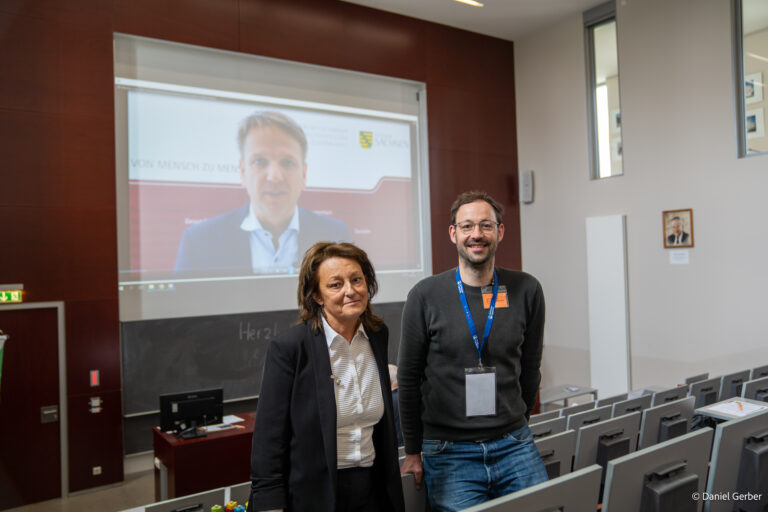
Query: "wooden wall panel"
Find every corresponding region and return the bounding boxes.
[0,206,116,302]
[0,110,61,207]
[67,389,124,492]
[56,24,115,117]
[0,0,520,494]
[113,0,240,51]
[239,0,426,81]
[0,13,62,113]
[421,22,517,93]
[0,112,115,210]
[65,299,121,395]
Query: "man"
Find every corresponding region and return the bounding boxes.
[666,216,689,245]
[175,111,350,275]
[397,191,547,512]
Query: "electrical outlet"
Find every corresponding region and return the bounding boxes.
[92,466,102,476]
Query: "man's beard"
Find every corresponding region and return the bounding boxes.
[457,237,498,268]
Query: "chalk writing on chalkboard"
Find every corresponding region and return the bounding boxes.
[238,321,279,343]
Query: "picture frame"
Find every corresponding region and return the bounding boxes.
[746,108,765,139]
[745,72,763,105]
[662,209,694,249]
[611,138,623,161]
[610,109,621,132]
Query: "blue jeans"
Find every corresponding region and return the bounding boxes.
[421,424,548,512]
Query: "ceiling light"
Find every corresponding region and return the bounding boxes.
[454,0,484,6]
[747,52,768,63]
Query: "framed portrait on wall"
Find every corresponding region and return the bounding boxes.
[663,209,694,248]
[745,72,763,104]
[746,108,765,139]
[610,109,621,132]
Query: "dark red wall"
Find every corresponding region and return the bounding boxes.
[0,0,519,493]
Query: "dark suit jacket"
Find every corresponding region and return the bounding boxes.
[174,204,351,275]
[667,231,690,244]
[248,322,405,512]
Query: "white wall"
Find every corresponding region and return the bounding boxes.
[515,0,768,393]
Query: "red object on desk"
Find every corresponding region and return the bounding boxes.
[153,413,254,500]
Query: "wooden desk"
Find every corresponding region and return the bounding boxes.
[153,413,254,500]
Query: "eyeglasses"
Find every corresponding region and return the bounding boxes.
[454,221,499,235]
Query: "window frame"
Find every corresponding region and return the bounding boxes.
[584,1,622,180]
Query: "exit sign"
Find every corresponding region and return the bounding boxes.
[0,291,22,303]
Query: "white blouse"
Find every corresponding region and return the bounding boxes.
[322,316,384,469]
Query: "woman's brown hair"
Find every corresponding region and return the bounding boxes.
[297,242,383,333]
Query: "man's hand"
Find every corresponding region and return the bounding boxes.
[400,453,424,489]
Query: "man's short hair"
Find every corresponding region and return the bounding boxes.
[450,190,504,225]
[670,216,682,223]
[237,111,308,160]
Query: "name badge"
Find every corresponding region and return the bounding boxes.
[482,285,508,309]
[465,366,497,417]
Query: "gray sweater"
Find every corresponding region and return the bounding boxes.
[397,267,545,454]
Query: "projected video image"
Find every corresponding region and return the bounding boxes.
[124,88,418,281]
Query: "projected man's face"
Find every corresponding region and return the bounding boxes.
[239,126,307,229]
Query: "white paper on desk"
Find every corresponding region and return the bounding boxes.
[708,401,767,417]
[200,415,246,432]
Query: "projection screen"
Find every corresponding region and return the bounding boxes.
[114,34,431,321]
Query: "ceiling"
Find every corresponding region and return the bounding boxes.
[340,0,607,42]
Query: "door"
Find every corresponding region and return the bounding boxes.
[0,307,61,509]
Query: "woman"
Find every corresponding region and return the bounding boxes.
[248,242,405,512]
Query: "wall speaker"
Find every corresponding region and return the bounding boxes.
[521,170,534,204]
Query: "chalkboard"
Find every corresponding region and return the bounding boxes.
[121,302,405,416]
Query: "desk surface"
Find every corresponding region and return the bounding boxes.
[153,413,254,500]
[695,397,768,421]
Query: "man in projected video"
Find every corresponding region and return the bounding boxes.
[175,111,351,275]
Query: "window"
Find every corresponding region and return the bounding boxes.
[585,2,623,179]
[734,0,768,156]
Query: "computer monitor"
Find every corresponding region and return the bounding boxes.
[684,373,709,385]
[602,428,714,512]
[530,416,567,440]
[689,377,721,408]
[566,405,612,431]
[704,409,768,512]
[742,376,768,402]
[461,465,603,512]
[530,410,561,424]
[574,411,641,471]
[146,487,226,512]
[638,396,695,450]
[228,481,251,507]
[596,393,628,408]
[651,386,688,407]
[559,401,596,418]
[535,429,576,479]
[611,394,652,418]
[159,388,224,434]
[751,364,768,380]
[718,370,750,401]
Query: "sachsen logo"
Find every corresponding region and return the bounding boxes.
[359,131,373,149]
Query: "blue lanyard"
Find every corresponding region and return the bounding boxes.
[456,268,498,366]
